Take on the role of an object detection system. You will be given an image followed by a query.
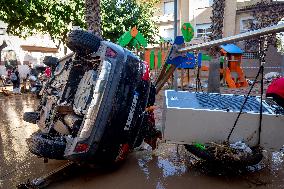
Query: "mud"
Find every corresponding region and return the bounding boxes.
[0,94,284,189]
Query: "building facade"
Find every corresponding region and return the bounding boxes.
[153,0,284,76]
[154,0,268,42]
[0,21,68,66]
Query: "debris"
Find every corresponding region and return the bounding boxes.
[185,142,263,169]
[0,89,11,96]
[230,141,252,154]
[246,79,254,85]
[264,72,280,82]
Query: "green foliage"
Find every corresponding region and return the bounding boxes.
[0,0,86,46]
[101,0,158,44]
[0,0,158,46]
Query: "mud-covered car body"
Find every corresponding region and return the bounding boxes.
[26,31,155,163]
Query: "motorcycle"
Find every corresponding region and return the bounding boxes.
[23,30,159,164]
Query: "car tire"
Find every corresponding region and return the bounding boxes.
[23,112,39,124]
[66,30,101,55]
[27,131,66,159]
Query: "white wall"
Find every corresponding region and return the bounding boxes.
[0,20,68,66]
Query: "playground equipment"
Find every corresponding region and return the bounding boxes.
[181,23,194,42]
[117,27,147,49]
[160,23,284,169]
[118,27,169,74]
[155,23,284,93]
[220,44,248,88]
[119,23,206,89]
[159,23,284,158]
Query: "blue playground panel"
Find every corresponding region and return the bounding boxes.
[177,52,202,69]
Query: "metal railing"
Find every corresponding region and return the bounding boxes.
[178,23,284,53]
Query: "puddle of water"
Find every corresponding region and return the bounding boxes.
[157,156,187,178]
[156,180,166,189]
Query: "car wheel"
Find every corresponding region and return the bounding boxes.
[23,112,39,124]
[66,30,102,55]
[27,131,66,159]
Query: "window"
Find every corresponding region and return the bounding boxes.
[195,23,212,38]
[196,0,213,9]
[164,28,174,41]
[164,1,174,15]
[0,28,6,35]
[240,18,254,33]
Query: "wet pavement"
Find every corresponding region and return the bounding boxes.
[1,94,284,189]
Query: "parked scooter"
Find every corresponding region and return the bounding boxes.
[23,30,160,164]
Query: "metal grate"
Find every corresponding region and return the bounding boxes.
[166,91,270,113]
[242,52,259,59]
[195,93,268,113]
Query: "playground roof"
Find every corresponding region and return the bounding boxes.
[220,44,243,54]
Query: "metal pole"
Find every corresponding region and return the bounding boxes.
[173,0,178,90]
[281,52,284,77]
[178,23,284,53]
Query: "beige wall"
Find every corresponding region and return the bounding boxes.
[223,0,237,37]
[180,0,189,24]
[194,7,212,25]
[154,0,279,41]
[236,0,262,9]
[235,12,252,34]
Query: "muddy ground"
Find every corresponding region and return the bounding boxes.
[0,90,284,189]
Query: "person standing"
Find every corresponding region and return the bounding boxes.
[10,67,21,94]
[44,66,51,78]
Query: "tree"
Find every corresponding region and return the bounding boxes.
[0,0,86,48]
[210,0,225,41]
[85,0,102,37]
[0,0,158,47]
[101,0,158,44]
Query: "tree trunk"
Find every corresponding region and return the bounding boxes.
[85,0,102,38]
[207,0,225,93]
[210,0,225,41]
[207,58,220,93]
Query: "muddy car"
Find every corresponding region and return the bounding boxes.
[24,30,158,163]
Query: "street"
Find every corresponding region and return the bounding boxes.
[1,94,284,189]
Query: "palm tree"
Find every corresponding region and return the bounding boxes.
[85,0,102,38]
[207,0,225,93]
[210,0,225,40]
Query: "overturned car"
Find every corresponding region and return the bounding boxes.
[24,30,159,163]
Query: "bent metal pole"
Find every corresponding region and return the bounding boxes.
[155,23,284,93]
[178,23,284,53]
